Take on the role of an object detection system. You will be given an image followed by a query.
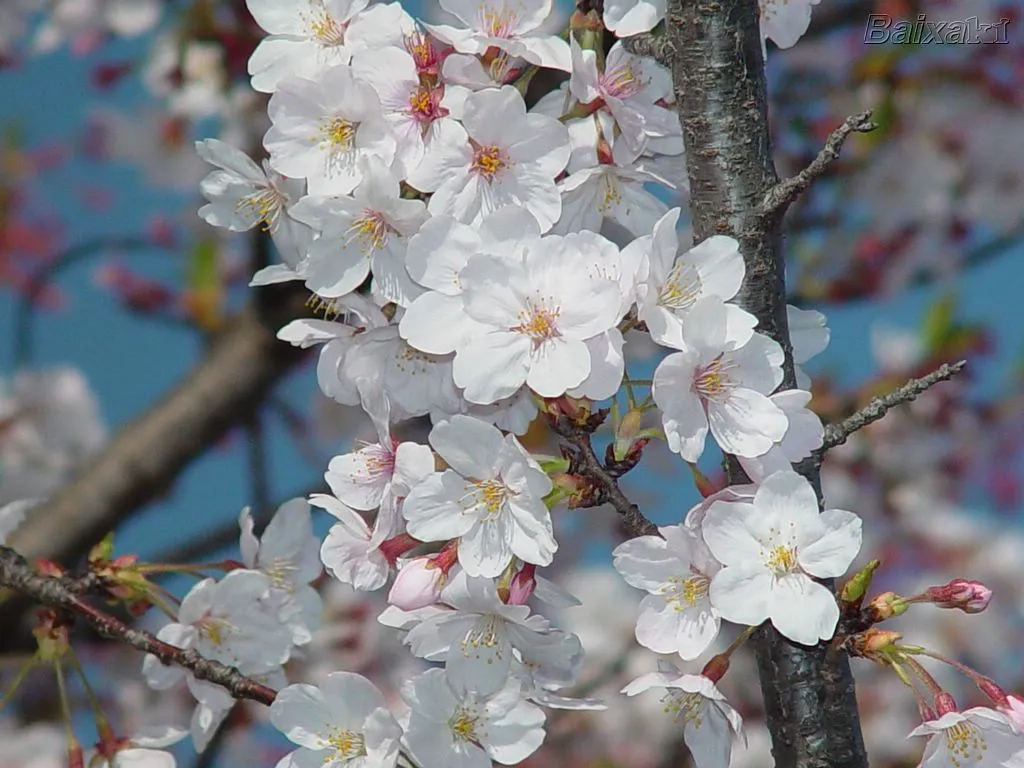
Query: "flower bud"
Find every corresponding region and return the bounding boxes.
[846,628,902,658]
[925,579,992,613]
[840,559,880,605]
[866,591,909,621]
[388,557,446,611]
[507,565,537,605]
[934,691,958,717]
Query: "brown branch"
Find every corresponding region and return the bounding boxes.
[7,282,310,568]
[0,544,278,707]
[550,415,659,538]
[760,111,876,218]
[822,360,967,451]
[665,2,867,766]
[622,33,675,66]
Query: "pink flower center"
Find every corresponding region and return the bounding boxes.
[470,141,511,182]
[692,355,737,403]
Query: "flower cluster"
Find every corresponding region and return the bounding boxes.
[168,0,1024,767]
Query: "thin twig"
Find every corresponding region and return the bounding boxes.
[760,111,876,217]
[0,545,277,707]
[821,360,968,451]
[550,415,659,538]
[622,33,675,66]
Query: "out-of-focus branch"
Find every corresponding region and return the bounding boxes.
[2,280,312,650]
[550,414,659,538]
[821,360,967,451]
[0,545,278,707]
[760,111,876,218]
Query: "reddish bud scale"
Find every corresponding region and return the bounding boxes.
[925,578,992,613]
[702,654,730,683]
[934,691,958,717]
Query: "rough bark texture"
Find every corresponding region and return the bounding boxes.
[666,2,868,767]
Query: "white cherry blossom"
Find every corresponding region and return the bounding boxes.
[351,45,450,176]
[760,0,821,51]
[195,138,312,274]
[324,390,434,512]
[238,498,323,646]
[702,470,863,645]
[403,572,553,695]
[737,389,824,483]
[450,232,624,402]
[269,672,402,768]
[623,661,743,768]
[909,707,1024,768]
[553,158,671,239]
[569,39,680,160]
[613,524,722,660]
[652,298,787,461]
[407,86,569,230]
[399,205,541,356]
[246,0,415,92]
[290,158,427,305]
[312,492,393,591]
[402,669,546,768]
[788,304,830,388]
[93,726,187,768]
[624,208,748,346]
[602,0,665,38]
[425,0,571,72]
[402,415,555,577]
[265,65,396,196]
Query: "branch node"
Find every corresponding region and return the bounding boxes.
[760,110,876,218]
[622,33,676,66]
[821,360,967,452]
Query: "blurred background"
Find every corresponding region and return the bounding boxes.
[0,0,1021,766]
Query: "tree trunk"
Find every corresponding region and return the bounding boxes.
[666,2,868,767]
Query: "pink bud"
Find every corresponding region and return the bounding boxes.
[507,564,537,605]
[388,557,445,610]
[926,579,993,613]
[934,691,958,717]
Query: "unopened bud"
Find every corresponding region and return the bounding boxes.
[846,628,902,658]
[88,533,116,565]
[925,579,992,613]
[613,407,644,461]
[934,691,958,717]
[866,591,909,621]
[702,654,730,683]
[840,559,880,605]
[68,743,85,768]
[507,565,537,605]
[388,556,446,611]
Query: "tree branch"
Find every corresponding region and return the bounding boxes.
[550,415,659,538]
[822,360,967,451]
[760,111,876,218]
[665,2,867,766]
[622,33,675,66]
[0,544,278,707]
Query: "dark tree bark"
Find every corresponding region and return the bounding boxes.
[666,2,868,767]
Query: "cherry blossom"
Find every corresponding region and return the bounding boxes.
[602,0,665,38]
[909,707,1024,768]
[195,140,311,276]
[612,524,722,660]
[323,389,434,512]
[312,492,392,591]
[0,499,37,545]
[269,672,402,768]
[289,157,426,305]
[264,65,396,196]
[93,726,187,768]
[238,498,324,646]
[402,415,555,577]
[425,0,572,72]
[702,471,863,645]
[402,669,546,768]
[651,298,787,462]
[736,389,824,483]
[625,209,748,346]
[759,0,821,50]
[622,661,743,768]
[449,232,625,402]
[246,0,415,92]
[403,572,555,695]
[407,86,569,230]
